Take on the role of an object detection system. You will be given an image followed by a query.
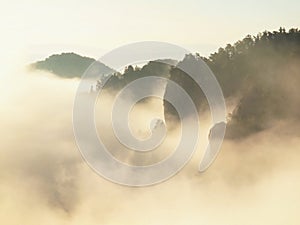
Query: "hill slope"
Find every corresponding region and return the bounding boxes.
[164,28,300,138]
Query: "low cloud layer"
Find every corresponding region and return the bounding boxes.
[1,64,300,225]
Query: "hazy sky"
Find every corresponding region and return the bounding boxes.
[1,0,300,61]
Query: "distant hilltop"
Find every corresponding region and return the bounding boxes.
[30,52,114,78]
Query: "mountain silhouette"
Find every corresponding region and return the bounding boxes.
[31,28,300,139]
[31,52,114,78]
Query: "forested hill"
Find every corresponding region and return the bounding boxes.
[31,52,114,78]
[204,27,300,98]
[31,28,300,138]
[164,28,300,138]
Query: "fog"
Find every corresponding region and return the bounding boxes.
[1,64,300,225]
